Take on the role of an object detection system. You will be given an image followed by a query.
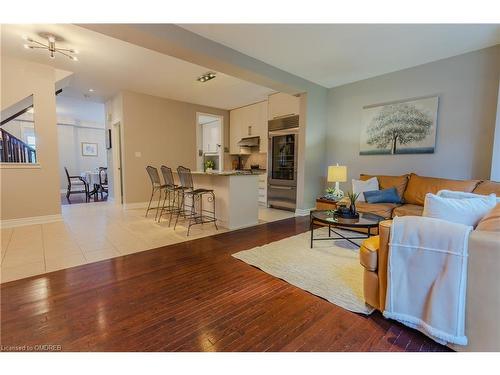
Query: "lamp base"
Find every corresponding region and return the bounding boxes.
[332,182,344,199]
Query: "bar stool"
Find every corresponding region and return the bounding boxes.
[145,166,167,219]
[174,166,218,236]
[158,165,184,226]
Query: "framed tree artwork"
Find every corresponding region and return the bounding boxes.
[81,142,98,157]
[359,96,439,155]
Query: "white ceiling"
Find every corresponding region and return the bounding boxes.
[180,24,500,88]
[1,24,274,109]
[56,96,105,126]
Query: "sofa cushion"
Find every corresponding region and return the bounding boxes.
[476,203,500,232]
[352,177,379,202]
[360,236,379,271]
[392,204,424,217]
[403,173,480,206]
[473,181,500,196]
[356,201,400,219]
[423,193,497,227]
[360,174,409,200]
[364,187,402,204]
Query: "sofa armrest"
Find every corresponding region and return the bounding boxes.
[375,222,500,351]
[377,220,393,311]
[452,230,500,351]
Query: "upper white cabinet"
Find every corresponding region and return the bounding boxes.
[230,101,268,154]
[268,92,300,120]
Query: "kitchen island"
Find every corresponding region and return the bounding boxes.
[175,171,260,230]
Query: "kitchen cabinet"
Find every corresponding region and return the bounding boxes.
[229,101,268,154]
[202,122,220,154]
[258,173,267,205]
[268,92,300,120]
[229,108,243,154]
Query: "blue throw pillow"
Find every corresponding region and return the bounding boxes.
[363,187,402,204]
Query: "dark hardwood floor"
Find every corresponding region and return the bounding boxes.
[0,216,449,352]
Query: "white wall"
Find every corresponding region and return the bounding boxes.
[491,82,500,181]
[326,46,500,191]
[1,56,71,221]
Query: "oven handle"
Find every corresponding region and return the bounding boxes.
[269,185,295,190]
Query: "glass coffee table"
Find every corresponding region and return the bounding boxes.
[309,210,384,248]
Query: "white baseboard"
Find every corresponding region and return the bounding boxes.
[1,214,63,229]
[295,207,313,216]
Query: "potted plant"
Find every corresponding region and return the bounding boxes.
[204,160,215,173]
[324,187,336,200]
[347,191,360,216]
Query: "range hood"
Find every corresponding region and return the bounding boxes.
[237,136,260,147]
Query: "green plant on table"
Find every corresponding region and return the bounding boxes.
[347,191,360,207]
[204,160,215,170]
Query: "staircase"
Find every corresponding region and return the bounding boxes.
[1,89,63,164]
[0,127,36,163]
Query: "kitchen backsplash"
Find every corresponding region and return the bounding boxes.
[227,152,267,170]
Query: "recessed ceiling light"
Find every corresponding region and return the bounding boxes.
[88,89,94,92]
[197,72,216,83]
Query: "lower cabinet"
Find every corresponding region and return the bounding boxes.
[258,173,267,205]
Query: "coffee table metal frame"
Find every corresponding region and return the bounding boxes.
[309,210,382,248]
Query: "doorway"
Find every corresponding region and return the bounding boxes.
[56,95,108,205]
[196,113,224,172]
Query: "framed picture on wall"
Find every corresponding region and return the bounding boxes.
[360,96,439,155]
[106,129,112,149]
[81,142,98,157]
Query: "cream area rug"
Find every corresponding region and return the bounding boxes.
[232,227,374,315]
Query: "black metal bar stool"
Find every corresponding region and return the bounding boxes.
[158,165,184,226]
[174,166,218,236]
[145,166,167,219]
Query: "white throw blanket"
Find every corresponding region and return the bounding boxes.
[383,216,472,345]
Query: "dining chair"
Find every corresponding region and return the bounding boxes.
[64,167,89,203]
[98,167,109,199]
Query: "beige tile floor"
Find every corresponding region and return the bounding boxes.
[1,202,295,283]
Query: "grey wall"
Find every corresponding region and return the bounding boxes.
[326,45,500,191]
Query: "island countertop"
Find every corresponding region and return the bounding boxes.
[186,170,264,176]
[171,171,260,230]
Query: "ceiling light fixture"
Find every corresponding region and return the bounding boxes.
[22,35,78,61]
[88,89,94,92]
[197,72,216,83]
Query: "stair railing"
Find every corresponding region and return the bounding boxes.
[0,128,37,163]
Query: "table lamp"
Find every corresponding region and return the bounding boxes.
[327,164,347,199]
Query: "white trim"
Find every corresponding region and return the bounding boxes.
[60,188,67,193]
[295,207,313,216]
[1,214,62,228]
[0,163,41,169]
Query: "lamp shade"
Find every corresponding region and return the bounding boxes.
[327,165,347,182]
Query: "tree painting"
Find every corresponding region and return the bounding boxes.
[359,97,438,155]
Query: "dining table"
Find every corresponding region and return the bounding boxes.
[81,171,101,200]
